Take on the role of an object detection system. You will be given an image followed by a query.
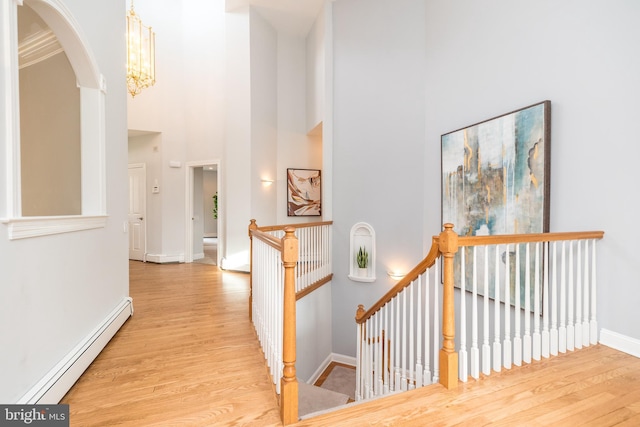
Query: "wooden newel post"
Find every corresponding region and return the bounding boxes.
[439,223,459,389]
[248,219,258,321]
[281,226,299,424]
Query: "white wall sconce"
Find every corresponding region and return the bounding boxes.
[261,179,274,186]
[387,271,406,281]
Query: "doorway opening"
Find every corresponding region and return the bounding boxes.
[186,160,222,266]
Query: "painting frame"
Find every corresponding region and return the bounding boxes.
[287,168,322,217]
[441,101,551,308]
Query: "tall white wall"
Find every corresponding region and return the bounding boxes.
[224,5,252,270]
[330,0,427,356]
[250,10,278,227]
[277,32,323,224]
[423,0,640,343]
[0,0,129,402]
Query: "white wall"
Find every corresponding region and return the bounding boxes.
[250,9,278,227]
[277,32,323,224]
[330,0,427,356]
[0,0,129,402]
[423,0,640,343]
[305,6,324,134]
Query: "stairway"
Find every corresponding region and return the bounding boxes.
[298,381,350,418]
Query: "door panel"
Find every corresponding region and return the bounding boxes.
[128,164,146,261]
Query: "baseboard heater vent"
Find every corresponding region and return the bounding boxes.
[18,297,134,404]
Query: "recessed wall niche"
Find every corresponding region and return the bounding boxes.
[348,222,376,282]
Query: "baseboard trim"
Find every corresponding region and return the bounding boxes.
[146,254,185,263]
[600,328,640,358]
[307,353,357,385]
[17,297,134,404]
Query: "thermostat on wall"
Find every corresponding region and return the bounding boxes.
[169,160,181,168]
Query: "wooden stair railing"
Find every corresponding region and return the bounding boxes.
[248,219,333,425]
[355,223,605,398]
[248,222,298,425]
[455,228,605,381]
[355,224,457,392]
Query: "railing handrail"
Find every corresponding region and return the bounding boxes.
[256,220,333,233]
[457,230,604,246]
[356,236,441,325]
[250,227,283,251]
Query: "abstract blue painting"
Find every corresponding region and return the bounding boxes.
[441,101,551,307]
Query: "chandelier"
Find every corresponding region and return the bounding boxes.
[126,1,155,97]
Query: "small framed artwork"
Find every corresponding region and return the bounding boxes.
[287,168,321,216]
[441,100,551,309]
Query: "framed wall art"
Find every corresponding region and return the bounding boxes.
[287,168,321,216]
[441,100,551,308]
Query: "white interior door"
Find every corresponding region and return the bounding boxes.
[128,164,146,261]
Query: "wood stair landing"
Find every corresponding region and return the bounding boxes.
[295,344,640,426]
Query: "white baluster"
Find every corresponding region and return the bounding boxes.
[541,242,550,358]
[590,240,598,344]
[376,310,382,395]
[582,239,590,347]
[575,240,584,349]
[550,242,558,356]
[409,281,415,390]
[567,240,576,351]
[559,241,567,353]
[503,244,512,369]
[482,245,491,375]
[416,275,424,388]
[493,244,502,372]
[424,269,432,385]
[523,243,532,364]
[513,244,522,366]
[433,261,440,384]
[395,295,401,389]
[383,303,390,394]
[459,249,468,382]
[364,318,371,399]
[388,298,395,393]
[356,322,362,401]
[401,290,407,391]
[471,246,480,379]
[533,242,541,361]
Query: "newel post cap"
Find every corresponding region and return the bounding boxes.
[282,226,298,264]
[439,223,459,254]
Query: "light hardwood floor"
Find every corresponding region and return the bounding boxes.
[62,261,640,426]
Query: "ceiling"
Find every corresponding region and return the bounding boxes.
[228,0,325,37]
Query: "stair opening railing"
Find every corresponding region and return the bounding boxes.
[355,223,604,401]
[248,219,333,425]
[354,226,453,400]
[456,227,604,381]
[252,220,333,299]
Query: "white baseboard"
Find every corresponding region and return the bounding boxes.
[600,328,640,358]
[18,297,134,404]
[146,253,185,263]
[306,353,357,385]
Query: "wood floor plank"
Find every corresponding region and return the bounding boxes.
[61,261,640,426]
[62,261,281,427]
